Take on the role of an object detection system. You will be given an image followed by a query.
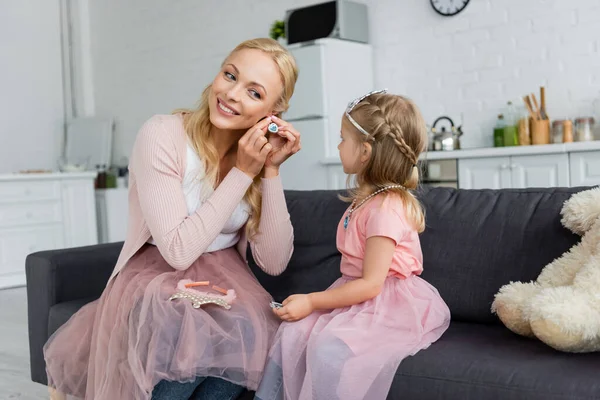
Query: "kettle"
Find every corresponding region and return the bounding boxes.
[430,116,463,151]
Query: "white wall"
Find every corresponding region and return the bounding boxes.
[0,0,65,173]
[86,0,600,160]
[371,0,600,148]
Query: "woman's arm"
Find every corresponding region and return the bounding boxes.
[248,167,294,276]
[275,236,395,322]
[132,117,253,270]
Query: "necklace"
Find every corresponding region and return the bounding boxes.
[343,184,405,229]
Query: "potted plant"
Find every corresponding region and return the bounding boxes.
[269,20,286,45]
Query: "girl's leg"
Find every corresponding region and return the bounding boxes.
[307,336,353,400]
[151,376,205,400]
[254,358,284,400]
[191,377,246,400]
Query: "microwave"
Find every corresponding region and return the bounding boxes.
[285,1,369,45]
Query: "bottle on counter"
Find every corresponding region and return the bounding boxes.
[494,114,506,147]
[503,101,519,146]
[516,100,531,145]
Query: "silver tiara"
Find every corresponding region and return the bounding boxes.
[345,89,388,136]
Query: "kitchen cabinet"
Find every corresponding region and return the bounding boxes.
[570,150,600,187]
[0,172,98,289]
[280,39,373,190]
[458,154,569,189]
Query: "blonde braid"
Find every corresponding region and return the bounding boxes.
[375,100,418,165]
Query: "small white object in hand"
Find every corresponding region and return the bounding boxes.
[270,301,283,309]
[268,122,279,134]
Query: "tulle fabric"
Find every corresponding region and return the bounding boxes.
[266,275,451,400]
[44,244,279,400]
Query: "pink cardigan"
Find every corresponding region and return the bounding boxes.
[107,114,294,284]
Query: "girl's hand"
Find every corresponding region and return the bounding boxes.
[264,115,301,169]
[235,118,273,178]
[274,294,313,322]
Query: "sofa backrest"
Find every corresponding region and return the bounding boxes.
[249,186,586,324]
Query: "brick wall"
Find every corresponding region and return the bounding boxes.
[87,0,600,160]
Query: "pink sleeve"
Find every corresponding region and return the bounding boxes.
[248,175,294,276]
[130,116,253,270]
[365,202,408,245]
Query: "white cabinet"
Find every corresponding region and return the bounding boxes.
[458,154,569,189]
[0,172,98,289]
[326,164,347,190]
[570,150,600,187]
[458,157,511,189]
[281,39,373,190]
[510,154,569,188]
[95,188,129,243]
[279,118,331,190]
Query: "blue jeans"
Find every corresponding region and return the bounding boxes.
[152,376,245,400]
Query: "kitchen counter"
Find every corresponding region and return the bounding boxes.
[0,171,97,182]
[321,140,600,164]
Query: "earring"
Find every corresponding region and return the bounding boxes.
[268,122,279,133]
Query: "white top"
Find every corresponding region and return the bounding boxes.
[149,144,250,252]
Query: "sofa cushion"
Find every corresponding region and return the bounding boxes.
[415,186,584,324]
[250,190,346,302]
[391,321,600,400]
[48,297,97,337]
[251,186,591,323]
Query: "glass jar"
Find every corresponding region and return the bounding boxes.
[552,120,564,144]
[575,117,595,141]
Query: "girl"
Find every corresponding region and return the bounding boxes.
[255,90,451,400]
[44,38,300,400]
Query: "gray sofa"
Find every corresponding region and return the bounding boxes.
[26,186,600,399]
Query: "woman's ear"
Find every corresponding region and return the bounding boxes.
[360,142,372,164]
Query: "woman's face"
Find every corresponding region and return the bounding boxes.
[209,48,283,131]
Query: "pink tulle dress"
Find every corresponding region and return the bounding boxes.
[43,115,292,400]
[258,195,451,400]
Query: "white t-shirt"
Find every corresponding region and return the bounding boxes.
[148,143,251,252]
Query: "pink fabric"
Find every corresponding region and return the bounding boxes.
[44,245,279,399]
[264,194,451,400]
[43,113,295,398]
[339,194,423,279]
[109,114,294,283]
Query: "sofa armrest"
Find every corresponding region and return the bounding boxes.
[25,242,123,385]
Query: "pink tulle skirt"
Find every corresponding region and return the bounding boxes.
[43,244,279,400]
[267,274,451,400]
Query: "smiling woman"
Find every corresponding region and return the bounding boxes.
[42,38,301,400]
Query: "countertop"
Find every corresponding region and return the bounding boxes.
[321,140,600,164]
[0,171,97,182]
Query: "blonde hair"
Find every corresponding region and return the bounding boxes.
[175,38,298,238]
[343,93,428,233]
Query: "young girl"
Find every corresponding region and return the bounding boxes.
[255,90,451,400]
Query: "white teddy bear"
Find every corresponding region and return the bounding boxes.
[491,186,600,353]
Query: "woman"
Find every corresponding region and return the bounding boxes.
[44,38,300,400]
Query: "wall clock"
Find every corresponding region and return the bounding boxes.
[431,0,470,16]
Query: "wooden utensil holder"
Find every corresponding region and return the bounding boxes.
[530,118,550,145]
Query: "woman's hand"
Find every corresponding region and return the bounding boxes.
[264,115,302,170]
[274,294,314,322]
[235,118,273,178]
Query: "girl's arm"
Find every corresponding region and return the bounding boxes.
[310,236,395,309]
[275,235,395,322]
[247,169,294,276]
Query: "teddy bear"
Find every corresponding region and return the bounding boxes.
[491,186,600,353]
